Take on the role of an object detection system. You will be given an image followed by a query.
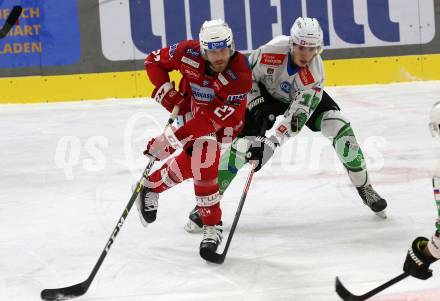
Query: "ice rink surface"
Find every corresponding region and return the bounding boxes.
[1,81,440,301]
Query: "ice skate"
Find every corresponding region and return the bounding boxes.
[356,184,387,218]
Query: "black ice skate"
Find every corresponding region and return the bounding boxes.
[184,206,203,233]
[200,222,223,259]
[356,184,387,218]
[135,185,159,227]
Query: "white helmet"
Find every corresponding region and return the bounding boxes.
[290,17,323,49]
[429,101,440,138]
[199,19,235,56]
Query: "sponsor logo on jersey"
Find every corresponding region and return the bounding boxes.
[169,43,178,57]
[227,93,247,102]
[186,48,200,57]
[267,68,274,74]
[261,53,285,66]
[202,80,210,86]
[225,69,238,80]
[299,67,315,86]
[189,83,215,102]
[181,56,200,68]
[280,81,291,94]
[183,66,200,80]
[217,73,229,85]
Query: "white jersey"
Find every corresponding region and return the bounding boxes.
[248,36,325,141]
[248,35,324,104]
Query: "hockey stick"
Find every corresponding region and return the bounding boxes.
[0,6,22,38]
[40,106,180,301]
[199,117,269,264]
[200,161,256,264]
[335,273,409,301]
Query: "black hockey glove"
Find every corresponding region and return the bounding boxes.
[245,136,279,172]
[403,236,437,280]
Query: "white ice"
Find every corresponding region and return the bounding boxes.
[1,81,440,301]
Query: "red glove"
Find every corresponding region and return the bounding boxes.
[152,82,189,112]
[143,126,182,161]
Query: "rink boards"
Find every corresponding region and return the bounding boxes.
[0,0,439,103]
[1,54,440,103]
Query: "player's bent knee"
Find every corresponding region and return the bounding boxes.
[321,110,366,171]
[320,110,350,139]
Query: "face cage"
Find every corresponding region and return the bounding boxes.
[429,121,440,137]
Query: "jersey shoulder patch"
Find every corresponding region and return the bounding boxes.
[185,48,201,57]
[169,43,178,57]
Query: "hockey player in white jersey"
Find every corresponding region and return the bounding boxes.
[403,101,440,279]
[185,17,387,232]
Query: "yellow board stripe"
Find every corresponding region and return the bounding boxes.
[1,54,440,104]
[0,70,182,104]
[325,54,440,86]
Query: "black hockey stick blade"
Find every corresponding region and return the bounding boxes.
[0,6,22,38]
[200,248,225,264]
[335,273,409,301]
[41,282,89,301]
[335,277,361,301]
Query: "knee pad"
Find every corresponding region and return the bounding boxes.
[320,110,349,138]
[321,110,366,172]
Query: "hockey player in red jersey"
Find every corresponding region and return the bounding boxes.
[140,19,252,259]
[403,101,440,279]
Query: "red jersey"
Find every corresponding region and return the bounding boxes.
[144,40,252,145]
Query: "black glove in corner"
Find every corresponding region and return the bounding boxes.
[404,236,437,280]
